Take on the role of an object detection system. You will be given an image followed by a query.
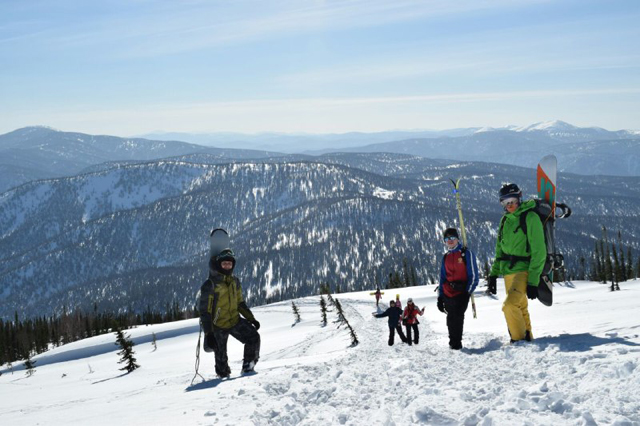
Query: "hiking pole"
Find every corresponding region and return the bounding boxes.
[191,323,206,385]
[451,178,477,319]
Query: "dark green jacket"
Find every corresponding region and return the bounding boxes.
[199,271,255,332]
[490,199,547,286]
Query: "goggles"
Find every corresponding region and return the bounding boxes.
[500,197,519,207]
[443,236,458,242]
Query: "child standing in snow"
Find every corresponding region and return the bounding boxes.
[403,298,424,345]
[372,300,407,346]
[437,227,479,350]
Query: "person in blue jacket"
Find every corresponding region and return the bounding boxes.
[437,228,479,350]
[372,300,407,346]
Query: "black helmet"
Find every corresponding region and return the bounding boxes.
[443,228,459,239]
[210,248,236,275]
[499,183,522,202]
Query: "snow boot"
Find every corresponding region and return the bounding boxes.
[216,365,231,379]
[241,361,256,374]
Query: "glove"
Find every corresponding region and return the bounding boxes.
[526,285,538,300]
[488,276,497,295]
[250,319,261,330]
[437,298,446,314]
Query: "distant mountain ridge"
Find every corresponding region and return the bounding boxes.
[0,126,282,193]
[1,122,638,194]
[1,153,639,320]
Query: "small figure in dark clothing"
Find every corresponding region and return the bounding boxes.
[372,300,407,346]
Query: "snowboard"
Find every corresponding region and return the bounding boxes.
[536,155,557,306]
[209,228,230,258]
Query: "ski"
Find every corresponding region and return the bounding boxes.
[450,178,477,319]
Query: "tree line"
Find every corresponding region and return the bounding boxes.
[1,302,195,366]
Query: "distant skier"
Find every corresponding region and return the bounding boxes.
[437,228,479,350]
[372,288,383,307]
[488,184,546,343]
[372,300,408,346]
[402,298,424,345]
[199,249,261,378]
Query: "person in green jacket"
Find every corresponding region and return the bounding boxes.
[199,249,261,378]
[488,184,546,343]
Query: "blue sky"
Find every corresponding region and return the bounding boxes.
[1,0,639,135]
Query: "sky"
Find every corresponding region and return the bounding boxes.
[1,0,639,136]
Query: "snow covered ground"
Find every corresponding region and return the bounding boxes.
[1,280,639,425]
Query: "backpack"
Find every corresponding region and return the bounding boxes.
[497,199,571,276]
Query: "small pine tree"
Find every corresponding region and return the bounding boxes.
[151,332,157,351]
[24,354,36,377]
[594,242,602,282]
[636,256,640,280]
[612,243,621,284]
[115,329,139,373]
[320,297,328,327]
[346,323,359,346]
[291,301,301,324]
[334,299,347,326]
[625,247,634,280]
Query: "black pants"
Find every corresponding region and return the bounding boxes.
[388,324,407,346]
[405,323,419,345]
[211,318,260,375]
[443,293,470,349]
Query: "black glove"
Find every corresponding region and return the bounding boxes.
[526,285,538,300]
[250,319,261,330]
[203,332,216,353]
[437,298,446,313]
[488,276,497,295]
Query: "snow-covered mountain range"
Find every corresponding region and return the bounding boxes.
[1,152,639,320]
[1,122,639,193]
[1,280,639,425]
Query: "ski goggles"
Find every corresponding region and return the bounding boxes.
[443,236,458,242]
[500,197,519,207]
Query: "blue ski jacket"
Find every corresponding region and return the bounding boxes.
[439,243,479,295]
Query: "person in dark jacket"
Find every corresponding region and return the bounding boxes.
[199,249,261,378]
[372,300,407,346]
[403,298,424,345]
[437,227,479,350]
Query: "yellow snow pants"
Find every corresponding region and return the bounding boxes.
[502,271,532,341]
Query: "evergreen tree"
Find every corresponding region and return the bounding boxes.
[578,256,586,281]
[320,296,328,327]
[636,256,640,280]
[618,231,627,282]
[24,354,36,377]
[611,243,621,284]
[594,242,603,282]
[626,247,634,280]
[402,258,411,288]
[114,329,139,373]
[291,301,301,324]
[410,263,419,287]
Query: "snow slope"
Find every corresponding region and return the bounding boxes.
[1,280,639,425]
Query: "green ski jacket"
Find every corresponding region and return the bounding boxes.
[490,199,547,286]
[199,272,255,332]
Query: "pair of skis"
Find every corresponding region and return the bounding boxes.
[450,178,477,319]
